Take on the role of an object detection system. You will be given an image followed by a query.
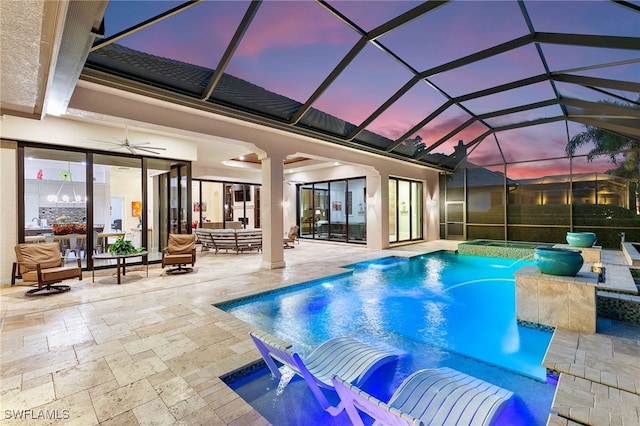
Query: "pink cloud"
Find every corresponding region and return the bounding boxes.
[235,3,351,57]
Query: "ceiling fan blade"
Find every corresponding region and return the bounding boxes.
[88,138,121,146]
[89,131,164,155]
[134,147,163,154]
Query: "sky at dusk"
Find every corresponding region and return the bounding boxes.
[102,1,639,179]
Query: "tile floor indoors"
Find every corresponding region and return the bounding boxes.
[1,240,638,425]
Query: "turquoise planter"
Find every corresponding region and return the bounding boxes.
[533,247,583,276]
[566,232,597,248]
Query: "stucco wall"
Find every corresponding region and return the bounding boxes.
[1,141,18,284]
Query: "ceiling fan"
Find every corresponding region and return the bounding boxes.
[89,125,166,155]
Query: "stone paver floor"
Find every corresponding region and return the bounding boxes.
[3,240,638,425]
[1,240,457,425]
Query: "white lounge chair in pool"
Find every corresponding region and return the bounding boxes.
[249,330,400,416]
[332,367,513,426]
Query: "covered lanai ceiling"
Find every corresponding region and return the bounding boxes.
[3,1,639,173]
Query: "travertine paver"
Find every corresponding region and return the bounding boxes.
[546,413,587,426]
[597,264,638,294]
[0,240,458,425]
[552,373,640,426]
[543,328,640,394]
[3,241,637,425]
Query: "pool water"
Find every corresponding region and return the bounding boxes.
[221,251,556,425]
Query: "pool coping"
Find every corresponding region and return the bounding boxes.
[622,242,640,266]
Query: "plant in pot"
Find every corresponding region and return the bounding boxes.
[108,237,145,255]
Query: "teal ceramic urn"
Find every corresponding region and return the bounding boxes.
[533,247,584,276]
[566,232,597,248]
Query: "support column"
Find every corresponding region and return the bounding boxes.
[366,172,385,249]
[260,154,285,269]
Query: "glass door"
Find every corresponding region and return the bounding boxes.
[93,154,142,265]
[148,158,172,257]
[23,147,88,265]
[299,183,329,239]
[329,181,346,241]
[390,177,423,243]
[300,186,314,238]
[347,178,366,242]
[445,201,466,240]
[314,184,329,240]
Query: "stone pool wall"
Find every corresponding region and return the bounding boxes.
[597,291,640,324]
[514,265,598,333]
[457,240,548,259]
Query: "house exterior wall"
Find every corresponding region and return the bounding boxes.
[1,141,18,284]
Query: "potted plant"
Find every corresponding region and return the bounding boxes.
[566,232,597,248]
[108,237,145,255]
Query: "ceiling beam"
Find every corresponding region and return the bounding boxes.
[90,1,202,52]
[534,32,640,50]
[201,1,261,100]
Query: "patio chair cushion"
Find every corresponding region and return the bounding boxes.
[15,242,63,275]
[13,243,82,293]
[167,234,196,254]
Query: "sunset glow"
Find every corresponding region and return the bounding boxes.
[100,0,639,180]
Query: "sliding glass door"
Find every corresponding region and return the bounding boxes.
[299,178,366,244]
[19,143,191,267]
[389,177,423,243]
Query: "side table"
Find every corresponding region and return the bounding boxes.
[92,251,148,284]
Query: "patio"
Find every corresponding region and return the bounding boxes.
[2,240,639,425]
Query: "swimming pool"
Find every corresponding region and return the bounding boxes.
[220,251,555,425]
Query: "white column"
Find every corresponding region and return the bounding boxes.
[373,172,389,249]
[260,154,285,269]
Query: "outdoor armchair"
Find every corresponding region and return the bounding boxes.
[162,234,196,273]
[12,242,82,295]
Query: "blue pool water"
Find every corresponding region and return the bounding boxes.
[220,251,556,425]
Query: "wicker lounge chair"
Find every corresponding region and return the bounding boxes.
[249,330,400,416]
[332,367,513,426]
[235,229,262,253]
[210,229,238,254]
[194,228,215,252]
